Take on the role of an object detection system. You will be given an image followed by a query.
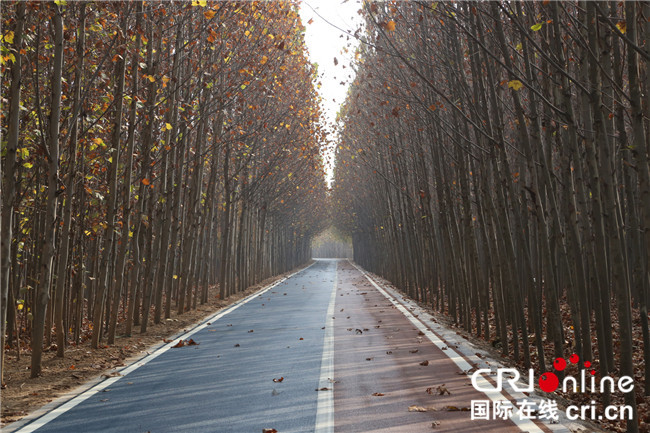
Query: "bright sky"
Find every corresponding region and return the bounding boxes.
[298,0,363,185]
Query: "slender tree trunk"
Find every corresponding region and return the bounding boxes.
[1,1,25,384]
[31,3,64,377]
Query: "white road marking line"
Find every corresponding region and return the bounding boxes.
[349,260,544,433]
[315,261,337,433]
[13,263,316,433]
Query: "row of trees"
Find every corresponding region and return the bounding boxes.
[334,2,649,431]
[1,1,326,383]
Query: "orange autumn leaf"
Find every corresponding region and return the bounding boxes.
[386,20,396,31]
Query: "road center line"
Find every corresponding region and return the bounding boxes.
[349,260,544,433]
[314,262,337,433]
[13,263,315,433]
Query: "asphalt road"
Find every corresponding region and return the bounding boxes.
[12,259,545,433]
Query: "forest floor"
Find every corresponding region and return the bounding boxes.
[0,266,308,428]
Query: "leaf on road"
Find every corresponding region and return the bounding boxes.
[273,377,284,383]
[372,392,385,396]
[262,429,278,433]
[408,405,435,412]
[417,331,425,336]
[186,339,199,346]
[299,337,304,340]
[355,329,363,334]
[409,349,419,353]
[316,387,331,391]
[419,360,429,366]
[234,343,240,347]
[248,329,254,333]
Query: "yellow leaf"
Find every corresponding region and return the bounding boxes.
[165,123,172,130]
[615,21,626,34]
[530,23,543,31]
[260,55,268,65]
[191,0,207,6]
[23,162,33,169]
[148,75,155,83]
[508,79,524,91]
[204,10,215,19]
[386,20,396,31]
[4,31,14,44]
[173,275,178,280]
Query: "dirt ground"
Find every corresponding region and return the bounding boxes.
[0,265,308,428]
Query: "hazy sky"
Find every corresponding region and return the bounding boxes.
[298,0,363,184]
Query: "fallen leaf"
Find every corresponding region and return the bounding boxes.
[410,349,419,354]
[316,387,331,391]
[172,340,184,348]
[262,429,278,433]
[234,344,240,347]
[386,20,396,31]
[273,377,284,383]
[248,330,254,333]
[417,331,425,336]
[372,392,385,396]
[355,329,363,335]
[419,360,430,366]
[408,405,432,412]
[186,339,199,346]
